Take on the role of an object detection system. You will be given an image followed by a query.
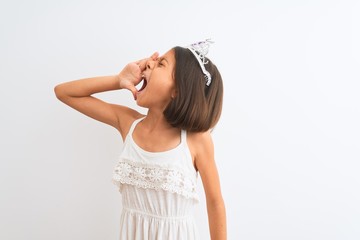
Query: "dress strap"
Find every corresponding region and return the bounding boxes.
[128,116,146,137]
[180,129,186,145]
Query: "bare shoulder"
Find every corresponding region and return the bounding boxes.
[187,131,213,151]
[187,131,214,170]
[110,104,144,140]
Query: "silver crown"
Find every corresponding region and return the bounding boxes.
[186,39,214,86]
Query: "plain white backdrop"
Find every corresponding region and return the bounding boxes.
[1,0,359,239]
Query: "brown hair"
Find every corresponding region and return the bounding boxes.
[163,46,223,132]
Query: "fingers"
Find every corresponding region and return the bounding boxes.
[135,51,159,71]
[137,60,147,71]
[150,52,159,60]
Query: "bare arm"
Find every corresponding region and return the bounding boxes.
[54,52,159,139]
[54,75,140,139]
[54,75,120,97]
[190,132,227,240]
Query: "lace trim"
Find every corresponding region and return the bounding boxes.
[112,160,199,201]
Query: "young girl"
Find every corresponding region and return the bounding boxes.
[54,40,226,240]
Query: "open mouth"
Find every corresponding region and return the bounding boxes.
[137,76,147,92]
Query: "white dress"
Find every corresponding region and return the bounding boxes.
[112,117,201,240]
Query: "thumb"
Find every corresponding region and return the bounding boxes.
[128,86,138,100]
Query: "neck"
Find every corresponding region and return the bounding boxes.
[141,109,173,132]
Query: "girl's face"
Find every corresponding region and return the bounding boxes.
[136,49,176,110]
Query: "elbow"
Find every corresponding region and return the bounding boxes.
[206,195,226,211]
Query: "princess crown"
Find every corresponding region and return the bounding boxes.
[186,39,214,86]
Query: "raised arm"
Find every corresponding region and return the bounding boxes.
[54,74,136,138]
[53,52,158,139]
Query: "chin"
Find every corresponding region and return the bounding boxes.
[135,98,148,108]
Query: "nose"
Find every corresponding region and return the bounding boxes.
[146,59,156,70]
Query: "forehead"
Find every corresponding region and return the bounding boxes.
[160,49,175,64]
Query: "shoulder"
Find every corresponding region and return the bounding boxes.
[187,131,214,170]
[187,131,213,151]
[111,104,144,140]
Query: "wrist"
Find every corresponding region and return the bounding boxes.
[115,74,123,89]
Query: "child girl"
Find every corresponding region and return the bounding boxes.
[54,40,227,240]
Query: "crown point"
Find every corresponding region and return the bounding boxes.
[186,39,214,86]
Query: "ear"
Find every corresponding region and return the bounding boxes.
[171,89,178,99]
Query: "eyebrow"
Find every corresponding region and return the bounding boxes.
[159,57,169,64]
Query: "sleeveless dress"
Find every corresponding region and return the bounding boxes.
[112,117,201,240]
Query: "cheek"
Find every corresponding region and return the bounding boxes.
[153,85,172,99]
[160,80,175,97]
[153,73,175,91]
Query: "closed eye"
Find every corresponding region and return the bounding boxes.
[157,57,167,67]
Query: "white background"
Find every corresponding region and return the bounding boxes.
[1,0,359,239]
